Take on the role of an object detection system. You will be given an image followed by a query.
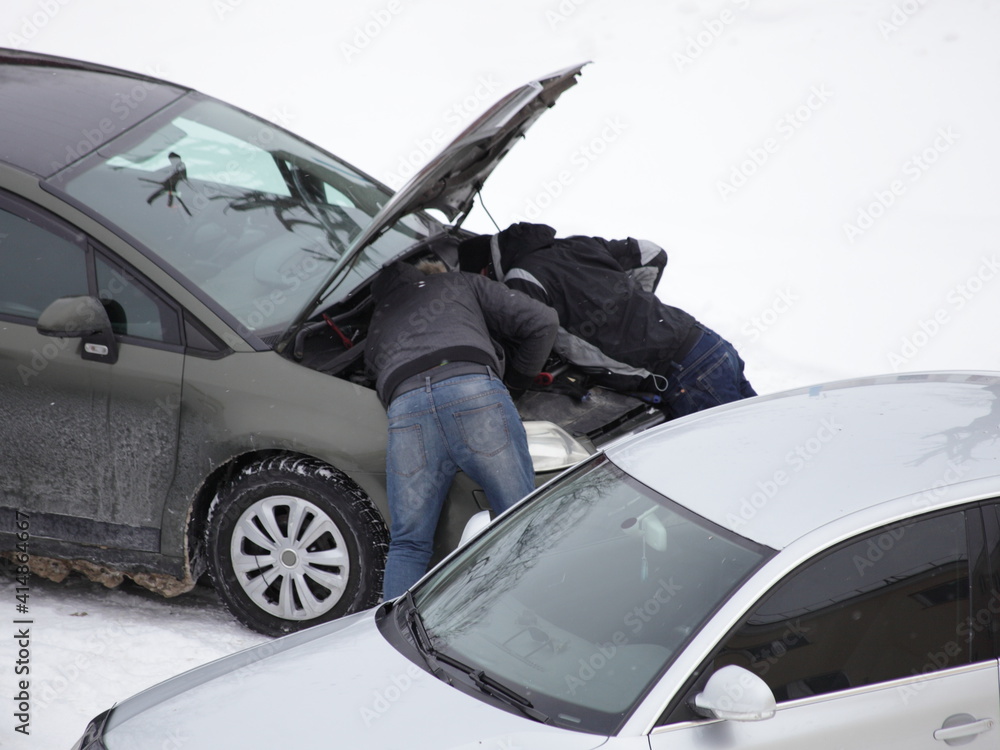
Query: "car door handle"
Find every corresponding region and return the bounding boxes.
[933,714,994,744]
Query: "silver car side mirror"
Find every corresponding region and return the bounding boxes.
[692,665,776,722]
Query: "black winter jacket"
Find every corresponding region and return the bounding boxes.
[364,262,558,407]
[484,223,699,384]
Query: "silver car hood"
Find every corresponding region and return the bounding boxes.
[100,608,607,750]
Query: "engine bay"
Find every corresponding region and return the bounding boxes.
[283,232,666,448]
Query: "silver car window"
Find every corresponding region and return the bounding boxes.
[712,510,970,703]
[415,456,771,735]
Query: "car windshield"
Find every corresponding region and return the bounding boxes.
[413,456,771,735]
[48,93,429,340]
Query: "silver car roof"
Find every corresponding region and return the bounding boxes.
[607,371,1000,550]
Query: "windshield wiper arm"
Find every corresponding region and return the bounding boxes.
[403,591,445,678]
[400,592,549,724]
[466,669,550,724]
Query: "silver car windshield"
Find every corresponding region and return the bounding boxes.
[50,94,429,340]
[414,456,771,735]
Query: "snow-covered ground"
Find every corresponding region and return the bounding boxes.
[2,0,999,746]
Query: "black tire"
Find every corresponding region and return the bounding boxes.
[206,455,388,636]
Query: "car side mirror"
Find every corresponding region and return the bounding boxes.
[692,665,776,722]
[37,295,119,364]
[459,510,493,547]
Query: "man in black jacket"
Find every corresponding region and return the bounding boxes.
[458,222,755,418]
[365,260,558,599]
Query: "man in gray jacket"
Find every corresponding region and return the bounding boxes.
[365,260,558,599]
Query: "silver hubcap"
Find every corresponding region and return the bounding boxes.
[231,495,350,620]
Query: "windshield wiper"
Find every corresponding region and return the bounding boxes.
[403,590,445,678]
[400,591,549,724]
[465,668,551,724]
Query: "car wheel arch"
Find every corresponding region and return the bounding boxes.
[191,450,389,635]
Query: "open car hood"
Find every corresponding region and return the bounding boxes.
[363,62,587,227]
[284,62,587,339]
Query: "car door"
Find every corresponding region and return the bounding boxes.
[0,193,183,555]
[649,505,1000,749]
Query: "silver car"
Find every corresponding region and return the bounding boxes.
[74,371,1000,749]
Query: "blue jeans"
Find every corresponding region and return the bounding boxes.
[381,372,534,600]
[663,325,756,418]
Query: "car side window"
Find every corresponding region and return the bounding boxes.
[0,206,88,320]
[712,511,970,702]
[95,253,180,344]
[982,502,1000,659]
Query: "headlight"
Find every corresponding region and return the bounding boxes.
[523,421,591,472]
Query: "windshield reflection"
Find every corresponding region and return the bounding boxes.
[415,457,770,735]
[51,95,427,339]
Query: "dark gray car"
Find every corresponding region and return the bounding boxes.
[0,50,661,635]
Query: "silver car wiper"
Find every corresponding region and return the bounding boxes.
[404,590,445,679]
[401,592,550,724]
[463,668,551,724]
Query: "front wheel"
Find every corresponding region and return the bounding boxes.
[206,455,388,636]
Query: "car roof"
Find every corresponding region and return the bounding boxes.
[607,371,1000,550]
[0,48,187,178]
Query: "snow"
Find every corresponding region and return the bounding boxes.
[2,0,999,746]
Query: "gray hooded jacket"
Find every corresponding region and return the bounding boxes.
[364,262,558,407]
